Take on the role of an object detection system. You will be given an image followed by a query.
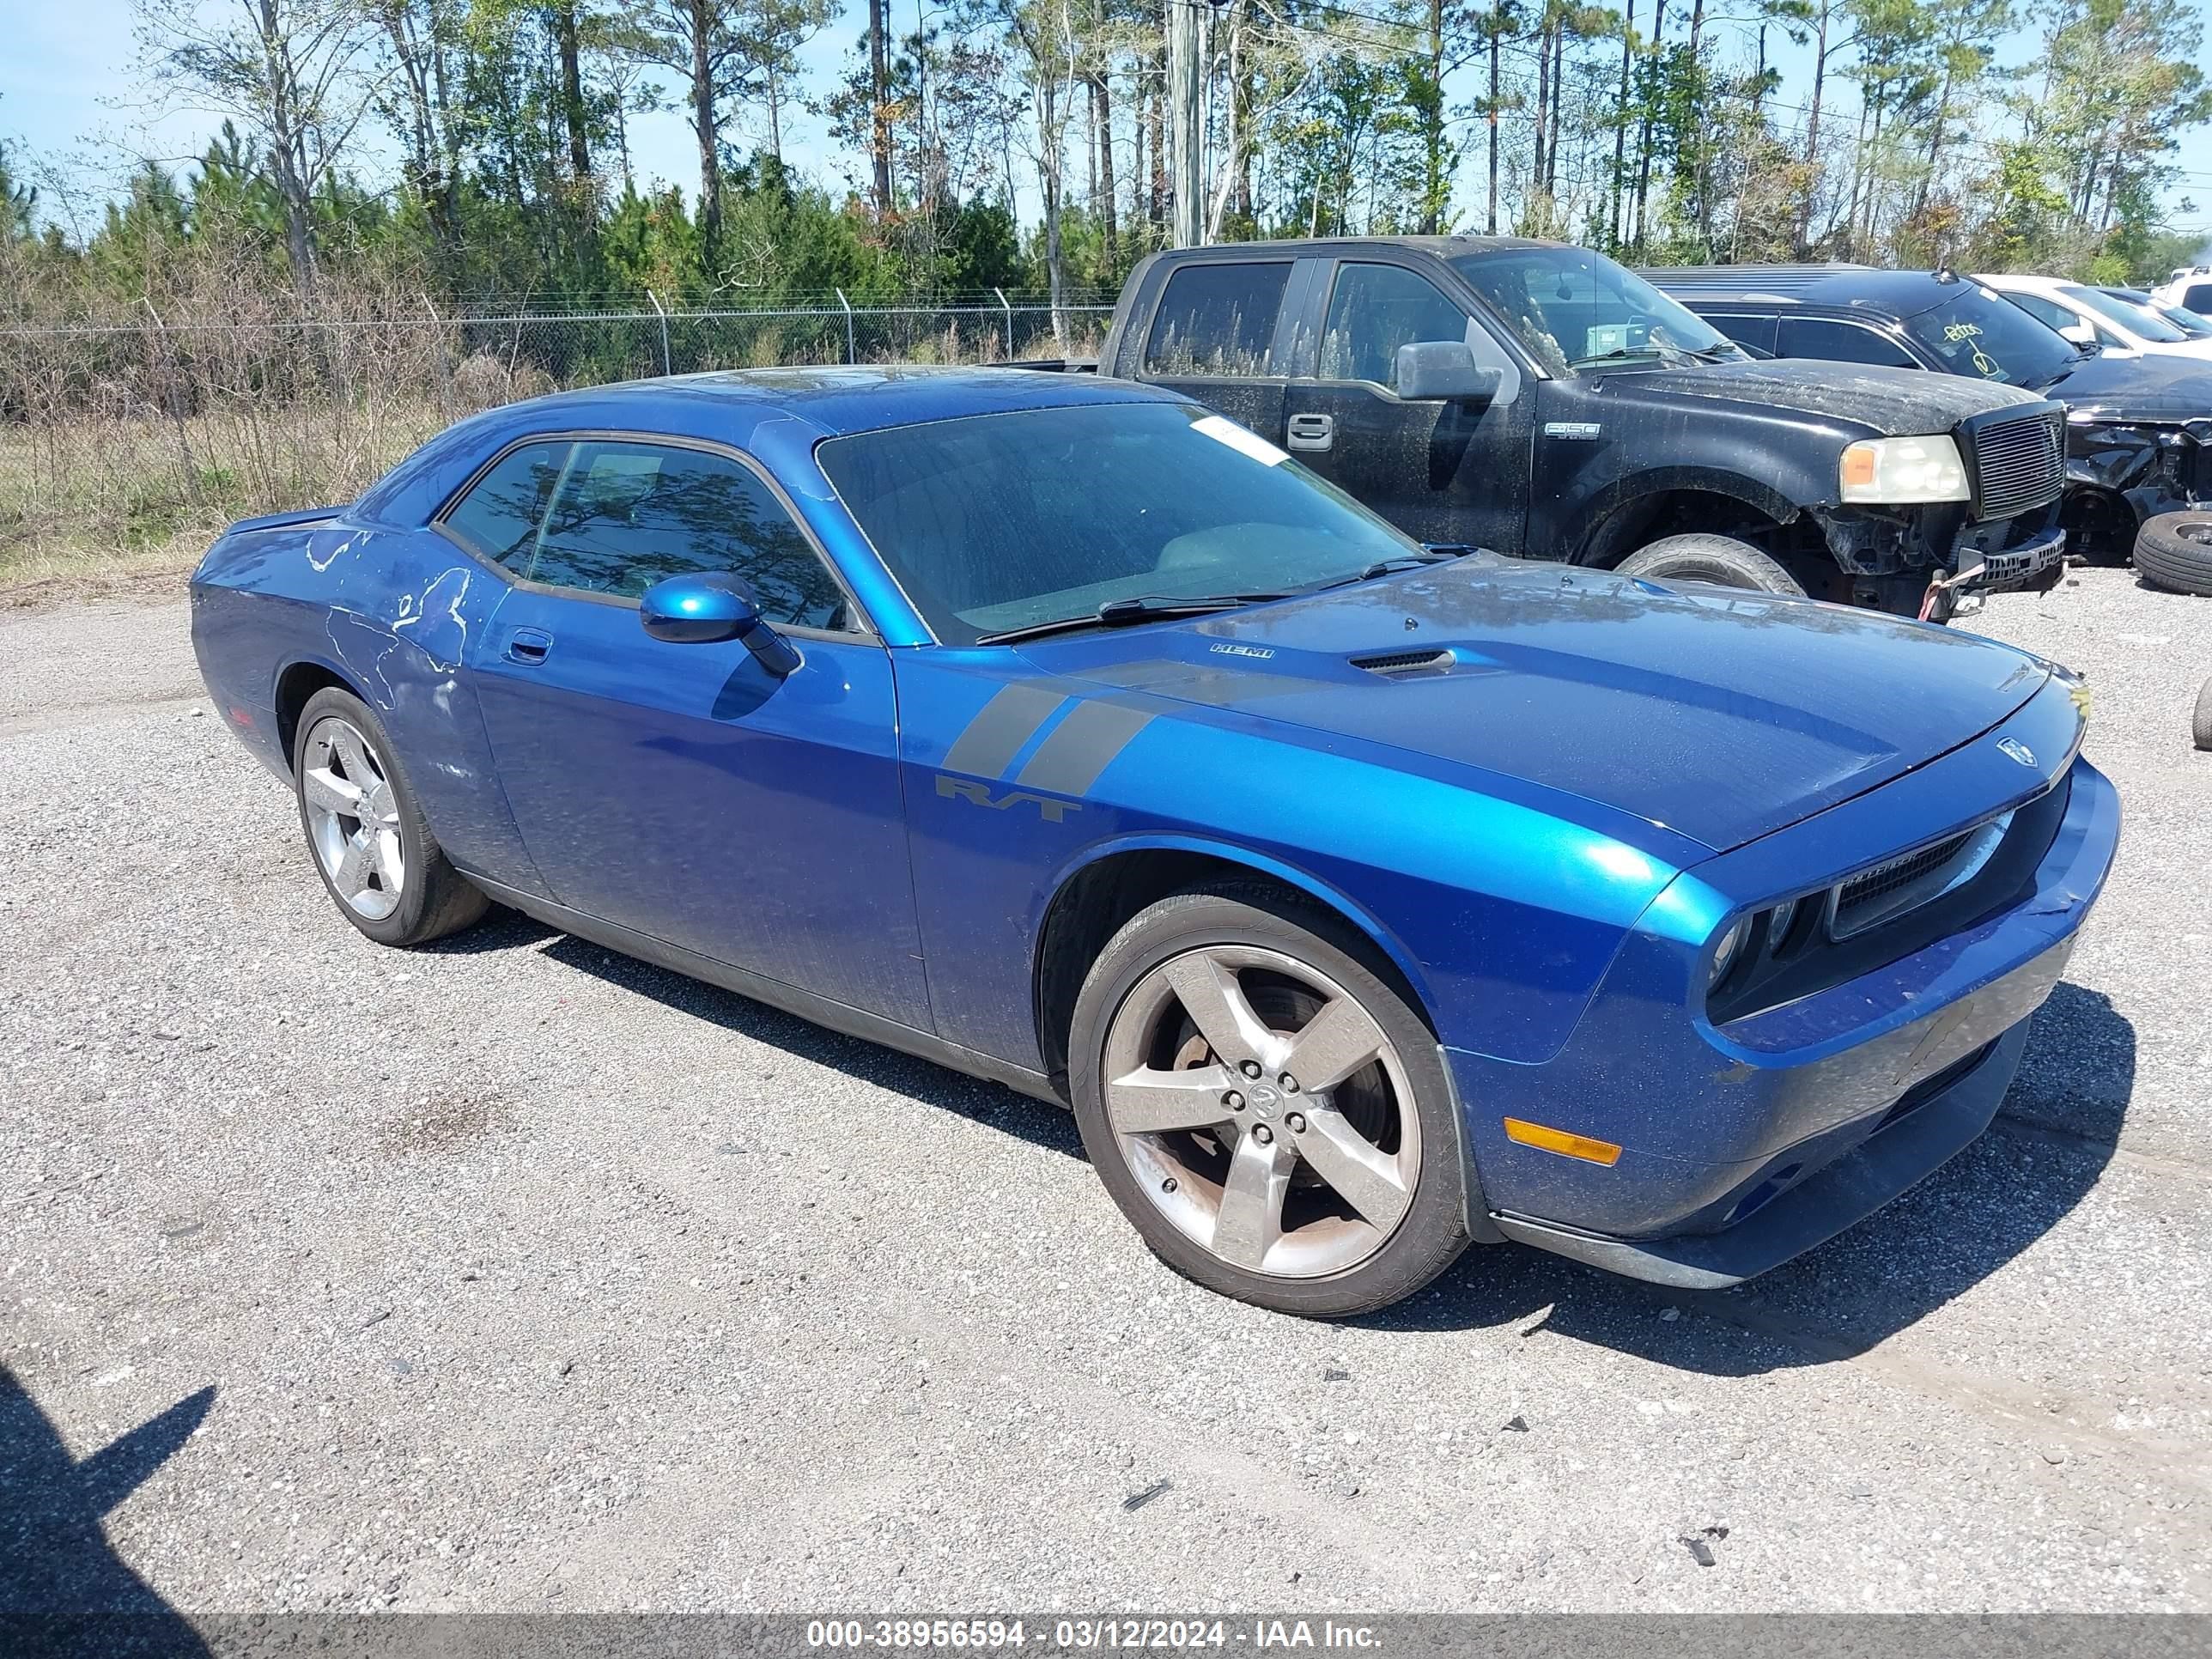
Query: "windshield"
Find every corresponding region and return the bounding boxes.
[816,401,1430,644]
[1898,287,2078,387]
[1447,246,1741,374]
[2063,282,2189,343]
[2157,301,2212,337]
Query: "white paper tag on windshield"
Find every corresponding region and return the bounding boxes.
[1191,412,1291,467]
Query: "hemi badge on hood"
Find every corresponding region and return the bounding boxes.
[1210,642,1274,659]
[1543,422,1602,441]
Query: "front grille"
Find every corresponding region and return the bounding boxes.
[1835,832,1972,924]
[1828,811,2014,940]
[1966,410,2064,521]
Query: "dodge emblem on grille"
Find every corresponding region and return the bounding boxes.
[1996,737,2038,767]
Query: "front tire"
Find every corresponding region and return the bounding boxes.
[1615,533,1807,598]
[291,686,489,947]
[1068,884,1470,1317]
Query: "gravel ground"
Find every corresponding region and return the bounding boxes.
[2,568,2209,1616]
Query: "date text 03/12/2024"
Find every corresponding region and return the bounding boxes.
[804,1620,1382,1650]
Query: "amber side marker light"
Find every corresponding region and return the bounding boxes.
[1503,1117,1624,1166]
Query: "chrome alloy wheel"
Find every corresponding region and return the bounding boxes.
[1101,945,1421,1279]
[301,714,406,921]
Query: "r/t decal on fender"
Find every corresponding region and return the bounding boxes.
[936,775,1084,821]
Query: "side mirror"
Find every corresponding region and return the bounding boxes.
[2058,320,2096,347]
[640,572,802,677]
[1395,340,1503,405]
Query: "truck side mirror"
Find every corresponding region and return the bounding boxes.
[1395,341,1502,405]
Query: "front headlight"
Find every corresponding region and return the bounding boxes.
[1708,915,1752,988]
[1839,435,1970,503]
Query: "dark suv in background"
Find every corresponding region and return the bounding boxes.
[1097,239,2067,618]
[1653,264,2212,563]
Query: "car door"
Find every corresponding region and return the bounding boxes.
[1694,310,1778,357]
[1130,256,1302,445]
[1280,258,1533,554]
[1776,314,1923,368]
[449,434,931,1029]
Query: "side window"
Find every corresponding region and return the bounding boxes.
[2004,291,2075,333]
[443,441,570,574]
[2185,283,2212,313]
[1698,311,1778,356]
[528,441,852,629]
[1778,317,1918,369]
[1143,262,1292,376]
[1318,264,1473,388]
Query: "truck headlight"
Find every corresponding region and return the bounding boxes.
[1839,435,1970,503]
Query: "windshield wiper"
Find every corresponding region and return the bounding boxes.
[1568,343,1697,370]
[975,592,1287,645]
[1301,550,1463,592]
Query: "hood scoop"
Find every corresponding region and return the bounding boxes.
[1349,647,1455,679]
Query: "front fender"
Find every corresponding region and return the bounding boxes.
[1555,465,1807,564]
[1037,830,1443,1018]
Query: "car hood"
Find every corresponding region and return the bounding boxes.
[1021,561,2051,854]
[2040,349,2212,423]
[1597,358,2050,435]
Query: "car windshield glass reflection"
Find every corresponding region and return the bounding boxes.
[816,402,1433,643]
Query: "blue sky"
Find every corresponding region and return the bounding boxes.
[8,0,2212,244]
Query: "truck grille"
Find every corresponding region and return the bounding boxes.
[1966,410,2063,521]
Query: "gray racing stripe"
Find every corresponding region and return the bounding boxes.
[942,683,1068,779]
[1013,701,1156,798]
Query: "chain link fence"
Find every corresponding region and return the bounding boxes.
[0,297,1115,580]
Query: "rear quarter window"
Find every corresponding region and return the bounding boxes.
[1143,262,1292,376]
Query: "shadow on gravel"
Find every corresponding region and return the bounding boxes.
[416,908,558,957]
[0,1364,211,1655]
[538,933,1087,1160]
[1360,983,2135,1376]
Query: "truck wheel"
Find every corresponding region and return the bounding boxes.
[2134,513,2212,597]
[1615,535,1807,599]
[2195,676,2212,752]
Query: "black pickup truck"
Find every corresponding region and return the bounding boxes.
[1093,237,2069,620]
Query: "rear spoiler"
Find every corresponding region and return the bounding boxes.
[997,359,1099,374]
[224,505,348,535]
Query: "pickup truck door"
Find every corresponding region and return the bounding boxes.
[1280,258,1534,556]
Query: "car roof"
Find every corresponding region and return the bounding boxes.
[1644,264,1973,318]
[1158,234,1565,261]
[351,367,1185,528]
[511,365,1181,438]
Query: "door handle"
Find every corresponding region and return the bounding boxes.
[505,628,553,665]
[1286,412,1334,452]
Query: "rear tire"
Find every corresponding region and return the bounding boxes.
[291,686,489,948]
[2194,675,2212,752]
[1615,533,1808,599]
[1067,883,1470,1318]
[2133,512,2212,597]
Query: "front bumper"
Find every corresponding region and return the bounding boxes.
[1450,740,2120,1289]
[1958,522,2067,592]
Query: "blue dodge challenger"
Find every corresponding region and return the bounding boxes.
[191,368,2118,1316]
